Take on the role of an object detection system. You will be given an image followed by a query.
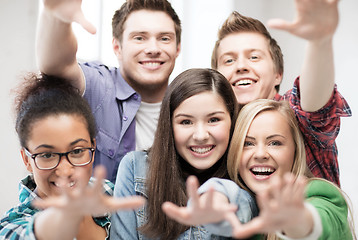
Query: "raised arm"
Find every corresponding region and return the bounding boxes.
[268,0,339,112]
[36,0,96,93]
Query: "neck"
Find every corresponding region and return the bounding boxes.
[179,157,228,185]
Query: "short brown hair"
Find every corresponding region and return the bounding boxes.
[112,0,181,45]
[212,11,283,92]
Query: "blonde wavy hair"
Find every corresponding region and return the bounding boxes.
[227,99,310,193]
[227,99,356,239]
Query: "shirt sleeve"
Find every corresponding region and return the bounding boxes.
[0,209,37,240]
[79,61,114,109]
[110,152,143,240]
[305,180,352,239]
[196,178,258,237]
[280,77,352,185]
[282,77,351,149]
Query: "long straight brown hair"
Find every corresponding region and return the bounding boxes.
[140,68,239,239]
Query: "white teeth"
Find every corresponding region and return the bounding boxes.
[251,167,274,173]
[53,181,75,187]
[190,146,213,154]
[142,62,160,67]
[234,79,254,86]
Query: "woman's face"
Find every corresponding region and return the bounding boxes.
[21,114,94,199]
[172,91,232,171]
[239,110,295,194]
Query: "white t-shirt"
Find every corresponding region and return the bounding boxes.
[135,101,161,151]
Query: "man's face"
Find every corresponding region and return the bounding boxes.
[216,32,282,105]
[114,10,180,103]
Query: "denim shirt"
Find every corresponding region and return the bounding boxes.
[80,61,141,183]
[110,151,256,240]
[197,178,259,237]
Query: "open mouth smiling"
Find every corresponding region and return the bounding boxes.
[233,79,256,87]
[190,145,215,154]
[250,166,275,176]
[140,61,164,67]
[52,181,76,188]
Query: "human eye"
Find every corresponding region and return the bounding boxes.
[37,152,57,160]
[269,140,282,146]
[208,117,220,123]
[249,52,262,61]
[223,58,234,64]
[180,119,192,125]
[133,35,144,41]
[249,54,260,61]
[243,140,254,147]
[160,36,171,42]
[69,148,86,158]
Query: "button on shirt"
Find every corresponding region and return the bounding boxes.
[80,61,141,183]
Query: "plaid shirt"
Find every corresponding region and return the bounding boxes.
[0,175,114,240]
[275,77,352,186]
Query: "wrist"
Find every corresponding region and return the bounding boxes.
[276,202,322,240]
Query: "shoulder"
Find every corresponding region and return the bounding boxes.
[0,202,37,239]
[118,151,149,179]
[305,179,352,238]
[306,179,342,199]
[79,61,121,92]
[79,61,114,73]
[306,179,348,218]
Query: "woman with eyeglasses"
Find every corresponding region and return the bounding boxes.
[0,73,144,240]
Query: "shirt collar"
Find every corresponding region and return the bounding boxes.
[113,69,139,101]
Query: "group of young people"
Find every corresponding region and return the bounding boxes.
[0,0,355,239]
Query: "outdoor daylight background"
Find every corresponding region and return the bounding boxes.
[1,0,357,234]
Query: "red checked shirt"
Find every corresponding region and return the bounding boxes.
[274,77,352,186]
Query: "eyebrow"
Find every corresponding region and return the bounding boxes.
[129,31,175,36]
[174,111,227,118]
[34,138,90,151]
[245,134,286,140]
[221,47,267,56]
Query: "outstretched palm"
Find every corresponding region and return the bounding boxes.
[32,166,145,217]
[42,0,96,34]
[268,0,339,41]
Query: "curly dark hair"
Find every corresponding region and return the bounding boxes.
[14,72,96,148]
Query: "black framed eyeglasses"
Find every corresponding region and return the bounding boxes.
[24,147,95,170]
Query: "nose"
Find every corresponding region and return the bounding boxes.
[253,144,269,161]
[144,38,161,56]
[192,123,209,142]
[55,155,74,177]
[235,58,249,73]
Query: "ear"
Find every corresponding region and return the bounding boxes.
[274,72,283,86]
[175,42,181,58]
[20,149,33,173]
[92,138,96,149]
[112,38,122,61]
[92,139,96,157]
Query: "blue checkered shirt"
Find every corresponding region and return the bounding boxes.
[0,175,113,240]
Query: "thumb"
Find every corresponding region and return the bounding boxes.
[267,18,294,32]
[74,11,96,34]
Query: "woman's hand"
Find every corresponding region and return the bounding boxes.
[162,176,239,227]
[232,173,311,239]
[32,166,145,217]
